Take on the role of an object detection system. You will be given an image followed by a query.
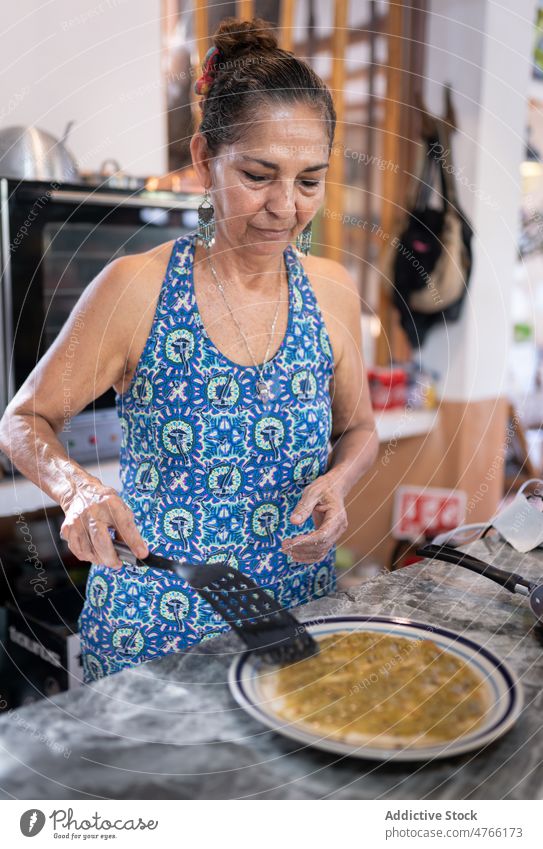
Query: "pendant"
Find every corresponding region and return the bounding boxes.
[256,379,272,403]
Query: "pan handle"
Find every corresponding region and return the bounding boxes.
[417,544,535,594]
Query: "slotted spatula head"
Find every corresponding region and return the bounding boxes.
[112,540,318,664]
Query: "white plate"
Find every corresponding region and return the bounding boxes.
[228,615,524,762]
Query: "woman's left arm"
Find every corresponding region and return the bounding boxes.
[282,262,379,563]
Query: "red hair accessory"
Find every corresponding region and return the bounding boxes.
[194,46,221,98]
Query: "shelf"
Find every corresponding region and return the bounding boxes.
[0,460,121,518]
[375,407,438,443]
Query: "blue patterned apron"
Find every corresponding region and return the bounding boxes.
[78,231,336,682]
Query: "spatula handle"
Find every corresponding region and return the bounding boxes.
[111,538,203,574]
[112,539,142,566]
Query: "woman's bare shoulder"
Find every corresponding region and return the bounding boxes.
[296,253,361,364]
[110,238,178,289]
[99,237,179,321]
[298,253,359,304]
[96,238,179,392]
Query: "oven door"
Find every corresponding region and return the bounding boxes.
[0,178,198,465]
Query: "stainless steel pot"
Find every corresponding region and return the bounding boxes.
[0,121,79,181]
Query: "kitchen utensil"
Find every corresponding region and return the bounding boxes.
[229,615,523,761]
[112,539,318,664]
[0,122,79,181]
[92,158,145,189]
[417,543,543,624]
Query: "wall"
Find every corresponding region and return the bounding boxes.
[343,1,537,565]
[421,0,535,401]
[0,0,166,178]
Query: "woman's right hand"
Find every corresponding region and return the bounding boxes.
[59,481,149,569]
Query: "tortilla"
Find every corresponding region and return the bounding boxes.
[262,630,490,748]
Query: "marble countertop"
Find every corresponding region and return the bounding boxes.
[1,540,542,800]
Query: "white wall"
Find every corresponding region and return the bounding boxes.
[421,0,536,401]
[0,0,167,177]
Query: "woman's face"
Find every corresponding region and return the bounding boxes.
[192,102,330,256]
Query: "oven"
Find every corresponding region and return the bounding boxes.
[0,178,199,469]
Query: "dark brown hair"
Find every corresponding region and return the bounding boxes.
[197,17,336,157]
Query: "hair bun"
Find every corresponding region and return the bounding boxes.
[213,16,278,61]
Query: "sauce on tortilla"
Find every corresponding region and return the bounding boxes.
[270,631,488,745]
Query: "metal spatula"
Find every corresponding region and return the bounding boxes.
[112,539,318,664]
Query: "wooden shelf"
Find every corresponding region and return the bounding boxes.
[375,407,438,443]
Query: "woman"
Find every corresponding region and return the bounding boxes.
[0,17,378,682]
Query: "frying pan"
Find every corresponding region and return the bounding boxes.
[417,543,543,625]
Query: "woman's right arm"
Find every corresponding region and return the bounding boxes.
[0,252,156,569]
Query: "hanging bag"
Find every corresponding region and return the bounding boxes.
[392,128,474,345]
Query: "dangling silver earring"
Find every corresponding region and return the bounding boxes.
[197,189,215,248]
[295,221,312,255]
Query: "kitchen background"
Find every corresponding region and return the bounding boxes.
[0,0,540,705]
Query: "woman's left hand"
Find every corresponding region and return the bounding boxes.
[281,473,347,563]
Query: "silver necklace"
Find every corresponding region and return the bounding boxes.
[205,248,285,403]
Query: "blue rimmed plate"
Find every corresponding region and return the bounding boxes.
[228,616,524,762]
